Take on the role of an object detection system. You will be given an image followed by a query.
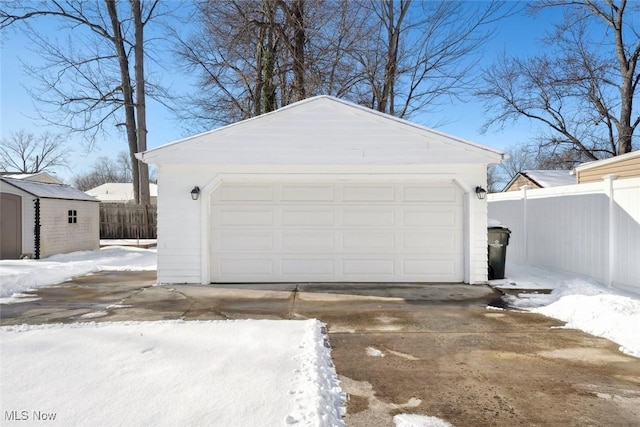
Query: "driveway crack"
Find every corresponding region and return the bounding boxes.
[288,284,299,319]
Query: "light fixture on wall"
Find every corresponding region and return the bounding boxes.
[475,186,487,200]
[190,186,201,201]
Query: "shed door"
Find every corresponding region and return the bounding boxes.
[1,193,22,259]
[210,182,463,283]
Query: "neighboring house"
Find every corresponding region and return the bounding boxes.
[502,170,575,192]
[574,150,640,184]
[0,177,99,260]
[138,96,505,285]
[1,172,62,184]
[85,183,158,204]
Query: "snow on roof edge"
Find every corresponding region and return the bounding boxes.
[0,177,99,202]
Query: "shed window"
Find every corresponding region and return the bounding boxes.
[68,209,77,224]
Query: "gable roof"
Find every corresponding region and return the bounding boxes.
[138,95,506,165]
[0,177,98,202]
[86,183,158,202]
[521,170,575,187]
[502,170,575,191]
[1,172,62,184]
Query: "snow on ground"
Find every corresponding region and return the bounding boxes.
[0,319,345,427]
[0,246,156,302]
[1,248,639,426]
[394,414,454,427]
[492,263,640,358]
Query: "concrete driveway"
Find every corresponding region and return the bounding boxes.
[2,271,639,426]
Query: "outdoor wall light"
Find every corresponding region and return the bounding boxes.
[190,186,201,201]
[475,186,487,200]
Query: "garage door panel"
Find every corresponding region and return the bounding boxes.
[343,185,395,202]
[402,259,459,276]
[219,209,273,226]
[218,185,273,201]
[342,232,395,251]
[282,209,334,226]
[343,209,394,226]
[343,259,395,275]
[281,232,335,251]
[403,185,458,202]
[403,209,458,227]
[281,259,334,275]
[219,231,273,251]
[282,185,334,201]
[219,259,273,275]
[402,232,459,251]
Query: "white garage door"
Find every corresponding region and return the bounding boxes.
[210,182,463,283]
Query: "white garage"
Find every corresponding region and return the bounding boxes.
[138,96,505,285]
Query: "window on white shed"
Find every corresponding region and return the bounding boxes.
[68,209,77,224]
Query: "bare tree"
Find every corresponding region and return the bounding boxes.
[72,152,131,191]
[477,0,640,164]
[172,0,372,129]
[360,0,509,120]
[0,131,69,173]
[0,0,169,204]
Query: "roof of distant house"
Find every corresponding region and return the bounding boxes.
[520,170,575,187]
[0,171,62,184]
[85,183,158,202]
[503,170,575,191]
[0,177,98,202]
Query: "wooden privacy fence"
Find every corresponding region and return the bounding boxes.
[99,203,157,239]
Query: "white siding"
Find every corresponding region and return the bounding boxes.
[155,164,490,285]
[39,199,99,258]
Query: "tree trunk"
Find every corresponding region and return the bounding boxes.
[262,0,277,113]
[290,0,305,101]
[105,0,140,203]
[132,0,150,204]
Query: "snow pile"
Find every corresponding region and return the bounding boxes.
[366,346,385,357]
[0,319,345,427]
[533,294,640,358]
[0,246,156,300]
[393,414,454,427]
[495,263,640,358]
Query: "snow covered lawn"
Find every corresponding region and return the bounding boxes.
[493,263,640,358]
[1,319,345,426]
[0,246,156,302]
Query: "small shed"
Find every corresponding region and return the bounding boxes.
[574,150,640,184]
[0,177,100,259]
[502,170,575,192]
[138,96,506,285]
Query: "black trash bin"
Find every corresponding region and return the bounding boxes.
[488,226,511,280]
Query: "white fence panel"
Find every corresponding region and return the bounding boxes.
[488,177,640,293]
[613,179,640,288]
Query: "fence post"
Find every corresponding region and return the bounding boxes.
[521,185,529,263]
[603,174,618,287]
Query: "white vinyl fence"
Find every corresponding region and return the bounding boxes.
[488,176,640,294]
